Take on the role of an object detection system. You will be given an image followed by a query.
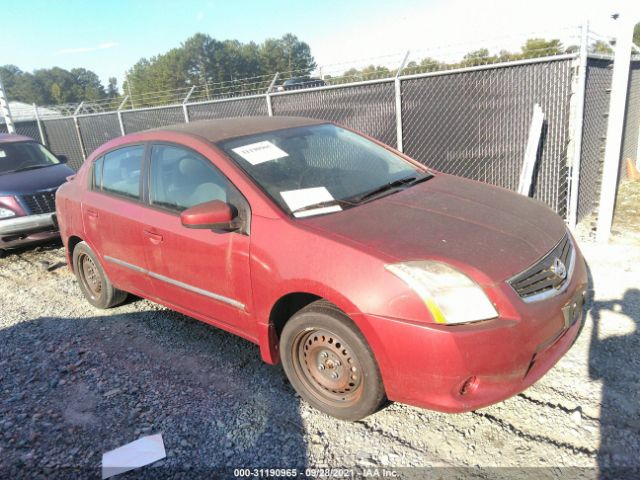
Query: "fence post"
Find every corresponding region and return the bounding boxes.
[566,22,589,229]
[395,51,410,152]
[117,96,128,136]
[596,17,634,243]
[635,42,640,169]
[182,86,196,123]
[33,103,47,146]
[73,102,87,161]
[266,73,279,117]
[0,75,16,134]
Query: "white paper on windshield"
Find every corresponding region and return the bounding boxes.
[0,150,6,158]
[280,187,342,218]
[102,433,166,479]
[232,140,288,165]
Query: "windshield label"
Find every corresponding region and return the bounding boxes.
[0,150,5,158]
[232,141,288,165]
[280,187,342,217]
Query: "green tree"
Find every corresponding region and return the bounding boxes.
[521,38,563,57]
[71,68,106,101]
[124,33,316,105]
[461,48,496,66]
[107,77,119,98]
[590,40,614,55]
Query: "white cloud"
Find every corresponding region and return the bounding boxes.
[196,11,204,21]
[57,42,118,55]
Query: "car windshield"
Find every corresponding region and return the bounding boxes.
[218,124,426,217]
[0,141,61,175]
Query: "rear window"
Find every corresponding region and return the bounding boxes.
[93,146,144,199]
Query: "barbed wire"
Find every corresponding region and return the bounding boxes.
[29,25,608,116]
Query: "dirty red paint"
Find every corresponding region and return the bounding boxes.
[55,118,587,413]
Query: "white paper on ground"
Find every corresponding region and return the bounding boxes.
[232,140,288,165]
[280,187,342,218]
[102,433,166,479]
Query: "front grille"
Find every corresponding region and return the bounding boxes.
[508,234,574,301]
[21,189,58,214]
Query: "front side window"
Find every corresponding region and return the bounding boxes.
[218,124,424,217]
[98,146,144,199]
[148,144,233,212]
[0,142,61,175]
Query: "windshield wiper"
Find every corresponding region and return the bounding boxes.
[12,164,53,173]
[291,199,355,216]
[348,171,433,204]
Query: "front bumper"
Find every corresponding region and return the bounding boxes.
[354,252,588,413]
[0,213,59,248]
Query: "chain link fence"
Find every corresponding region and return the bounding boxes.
[401,57,573,215]
[620,59,640,180]
[77,113,121,156]
[0,120,42,143]
[576,57,613,224]
[187,96,268,121]
[121,105,184,134]
[40,118,85,170]
[2,48,639,230]
[271,81,398,148]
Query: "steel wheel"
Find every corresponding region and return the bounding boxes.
[72,241,127,309]
[79,253,102,300]
[280,300,387,420]
[292,328,364,408]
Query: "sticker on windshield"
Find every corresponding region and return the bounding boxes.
[0,150,6,158]
[280,187,342,218]
[232,141,288,165]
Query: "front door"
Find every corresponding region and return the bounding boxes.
[141,143,252,332]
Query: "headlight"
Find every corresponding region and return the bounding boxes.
[385,260,498,324]
[0,207,16,219]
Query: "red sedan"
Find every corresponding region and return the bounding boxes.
[56,117,587,420]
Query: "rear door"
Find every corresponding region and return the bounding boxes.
[81,144,154,296]
[140,143,252,333]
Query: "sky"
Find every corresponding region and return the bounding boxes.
[1,0,639,90]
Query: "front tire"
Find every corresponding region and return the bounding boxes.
[280,300,386,421]
[72,241,127,309]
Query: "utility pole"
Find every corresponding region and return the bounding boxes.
[0,75,16,134]
[596,14,635,243]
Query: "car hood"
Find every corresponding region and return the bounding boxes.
[0,164,75,195]
[301,174,567,282]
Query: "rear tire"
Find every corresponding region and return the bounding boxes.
[280,300,386,421]
[72,241,127,309]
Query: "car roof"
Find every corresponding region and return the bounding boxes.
[147,116,327,143]
[0,133,35,144]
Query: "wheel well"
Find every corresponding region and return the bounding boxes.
[67,235,83,271]
[270,292,322,337]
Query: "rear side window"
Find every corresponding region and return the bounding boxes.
[97,146,144,199]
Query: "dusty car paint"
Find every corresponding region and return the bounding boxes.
[55,117,587,413]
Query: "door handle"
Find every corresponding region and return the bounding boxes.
[144,230,163,244]
[86,208,98,218]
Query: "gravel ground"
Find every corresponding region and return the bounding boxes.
[0,230,639,478]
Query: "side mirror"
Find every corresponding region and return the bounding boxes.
[180,200,240,232]
[57,154,68,164]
